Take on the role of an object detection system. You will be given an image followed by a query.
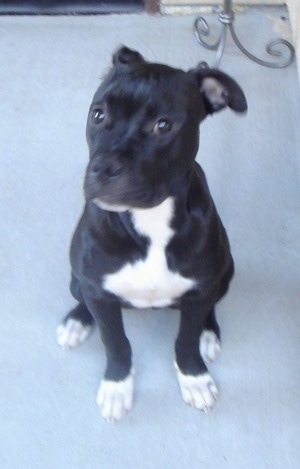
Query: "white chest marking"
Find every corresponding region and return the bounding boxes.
[103,197,195,308]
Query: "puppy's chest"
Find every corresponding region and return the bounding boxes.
[103,198,195,308]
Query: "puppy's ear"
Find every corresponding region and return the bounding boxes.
[192,67,247,115]
[113,46,146,66]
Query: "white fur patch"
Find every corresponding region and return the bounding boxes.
[96,369,135,424]
[200,330,221,364]
[92,198,130,212]
[175,365,218,414]
[56,318,93,350]
[103,197,195,308]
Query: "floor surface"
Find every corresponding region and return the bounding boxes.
[1,7,300,469]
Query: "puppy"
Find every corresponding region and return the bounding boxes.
[57,46,247,423]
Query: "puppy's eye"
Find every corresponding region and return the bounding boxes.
[153,118,173,135]
[92,109,105,124]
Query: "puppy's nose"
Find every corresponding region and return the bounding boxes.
[91,160,124,180]
[104,164,123,179]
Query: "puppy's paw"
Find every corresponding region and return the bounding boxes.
[200,330,221,364]
[175,365,218,414]
[56,318,93,350]
[96,370,135,424]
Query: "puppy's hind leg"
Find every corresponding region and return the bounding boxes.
[56,303,95,350]
[175,300,218,414]
[200,263,233,363]
[57,272,95,349]
[200,308,221,364]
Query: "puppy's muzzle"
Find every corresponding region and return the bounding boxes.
[90,158,124,182]
[84,156,130,210]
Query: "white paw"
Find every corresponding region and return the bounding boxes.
[96,369,135,424]
[200,330,221,364]
[175,365,218,414]
[56,318,93,350]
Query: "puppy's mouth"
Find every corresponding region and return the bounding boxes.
[84,171,169,212]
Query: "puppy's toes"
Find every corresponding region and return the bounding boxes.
[96,370,135,424]
[56,318,93,350]
[175,365,218,414]
[200,330,221,364]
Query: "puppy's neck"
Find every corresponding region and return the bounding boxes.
[129,197,174,246]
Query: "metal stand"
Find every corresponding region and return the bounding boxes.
[194,0,295,69]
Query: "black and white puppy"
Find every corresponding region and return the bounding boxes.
[57,47,247,423]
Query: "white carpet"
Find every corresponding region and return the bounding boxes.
[1,7,300,469]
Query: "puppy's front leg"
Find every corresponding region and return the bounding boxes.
[84,296,133,424]
[175,297,218,414]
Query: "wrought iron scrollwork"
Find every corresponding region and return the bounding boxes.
[194,0,295,69]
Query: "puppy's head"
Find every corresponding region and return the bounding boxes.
[84,46,247,211]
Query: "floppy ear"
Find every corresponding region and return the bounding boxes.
[112,46,146,66]
[192,67,247,115]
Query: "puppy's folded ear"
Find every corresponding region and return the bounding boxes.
[191,67,247,115]
[113,46,146,66]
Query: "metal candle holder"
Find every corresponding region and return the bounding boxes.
[194,0,295,68]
